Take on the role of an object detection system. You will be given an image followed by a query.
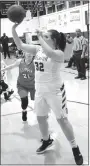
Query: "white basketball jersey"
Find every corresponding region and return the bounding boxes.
[1,60,7,81]
[34,47,64,94]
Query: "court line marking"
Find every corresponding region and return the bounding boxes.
[67,100,89,106]
[61,69,89,78]
[1,93,89,117]
[14,93,89,105]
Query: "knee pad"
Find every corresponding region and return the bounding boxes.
[21,96,28,110]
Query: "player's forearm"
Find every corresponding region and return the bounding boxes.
[12,26,23,50]
[1,63,17,72]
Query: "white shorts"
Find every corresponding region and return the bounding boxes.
[34,84,68,119]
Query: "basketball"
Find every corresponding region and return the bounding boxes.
[7,5,26,23]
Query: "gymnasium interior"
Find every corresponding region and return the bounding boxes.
[0,1,89,165]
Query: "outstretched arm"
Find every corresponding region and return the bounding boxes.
[1,59,21,72]
[12,24,38,55]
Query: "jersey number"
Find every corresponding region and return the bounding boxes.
[35,62,44,72]
[23,74,31,79]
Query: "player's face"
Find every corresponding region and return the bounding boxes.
[25,54,32,62]
[42,31,55,49]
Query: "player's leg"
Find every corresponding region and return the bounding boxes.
[17,85,28,121]
[21,96,28,121]
[35,96,53,153]
[29,87,35,109]
[57,117,83,165]
[47,84,83,165]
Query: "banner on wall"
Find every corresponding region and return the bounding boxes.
[41,26,47,31]
[63,14,67,26]
[58,14,63,25]
[58,13,68,27]
[70,10,80,22]
[47,15,57,28]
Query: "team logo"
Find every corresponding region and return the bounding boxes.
[35,48,48,61]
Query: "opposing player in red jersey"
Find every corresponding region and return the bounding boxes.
[1,53,35,121]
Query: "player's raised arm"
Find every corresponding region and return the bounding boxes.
[36,30,66,62]
[12,24,38,55]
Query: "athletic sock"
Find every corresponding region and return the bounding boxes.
[70,139,77,148]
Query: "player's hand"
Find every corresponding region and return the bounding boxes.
[12,23,19,29]
[35,29,42,37]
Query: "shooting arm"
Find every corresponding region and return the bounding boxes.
[12,24,38,55]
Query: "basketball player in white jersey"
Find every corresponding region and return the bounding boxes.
[12,24,83,165]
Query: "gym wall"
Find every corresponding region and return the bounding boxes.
[1,3,88,37]
[0,3,88,61]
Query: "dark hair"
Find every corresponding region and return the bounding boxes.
[67,33,70,35]
[48,30,66,52]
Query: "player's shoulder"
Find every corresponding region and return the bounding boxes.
[54,49,64,56]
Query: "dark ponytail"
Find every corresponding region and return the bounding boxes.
[48,30,66,52]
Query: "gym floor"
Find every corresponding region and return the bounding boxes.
[1,56,89,165]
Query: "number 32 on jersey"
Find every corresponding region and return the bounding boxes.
[35,62,44,72]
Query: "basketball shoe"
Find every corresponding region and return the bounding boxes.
[36,135,53,154]
[72,146,83,165]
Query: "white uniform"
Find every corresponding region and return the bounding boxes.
[1,60,7,82]
[34,47,68,119]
